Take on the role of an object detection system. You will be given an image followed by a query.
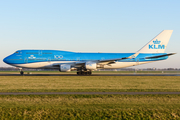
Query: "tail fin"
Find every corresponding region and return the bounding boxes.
[137,30,173,53]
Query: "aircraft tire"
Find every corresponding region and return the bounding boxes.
[89,71,92,75]
[77,71,92,75]
[85,72,88,75]
[77,72,80,75]
[81,71,85,75]
[20,71,24,75]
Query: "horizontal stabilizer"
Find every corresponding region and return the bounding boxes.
[145,53,176,59]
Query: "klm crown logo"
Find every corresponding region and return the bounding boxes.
[153,39,161,44]
[28,55,36,59]
[149,39,165,49]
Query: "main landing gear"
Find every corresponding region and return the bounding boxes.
[77,71,92,75]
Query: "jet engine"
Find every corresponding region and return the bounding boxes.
[85,62,97,70]
[59,64,71,72]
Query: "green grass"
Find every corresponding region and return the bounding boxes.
[0,94,180,119]
[0,76,180,92]
[0,75,180,119]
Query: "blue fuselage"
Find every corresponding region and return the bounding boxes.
[3,50,168,66]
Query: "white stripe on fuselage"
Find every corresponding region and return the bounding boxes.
[12,61,76,68]
[11,61,153,69]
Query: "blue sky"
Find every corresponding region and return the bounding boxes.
[0,0,179,68]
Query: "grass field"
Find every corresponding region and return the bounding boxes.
[0,76,180,92]
[0,94,180,119]
[0,73,180,119]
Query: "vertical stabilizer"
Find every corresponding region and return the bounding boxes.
[137,30,173,53]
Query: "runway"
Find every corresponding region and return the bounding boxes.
[0,92,180,95]
[0,73,180,76]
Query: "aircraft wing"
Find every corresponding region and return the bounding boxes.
[72,56,130,67]
[96,57,129,65]
[73,54,136,67]
[98,57,128,62]
[97,53,139,64]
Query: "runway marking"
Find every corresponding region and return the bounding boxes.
[0,92,180,95]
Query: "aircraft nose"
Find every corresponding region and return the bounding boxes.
[3,57,8,64]
[3,56,12,64]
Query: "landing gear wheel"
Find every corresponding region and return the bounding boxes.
[20,71,24,75]
[19,68,24,76]
[77,71,92,75]
[81,71,85,75]
[88,71,92,75]
[77,72,80,75]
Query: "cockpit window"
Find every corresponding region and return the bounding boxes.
[15,52,19,54]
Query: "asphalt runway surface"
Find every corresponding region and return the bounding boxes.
[0,92,180,95]
[0,73,180,76]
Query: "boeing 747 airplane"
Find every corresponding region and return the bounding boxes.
[3,30,175,75]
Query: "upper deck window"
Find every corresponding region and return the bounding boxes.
[14,51,22,54]
[26,52,38,54]
[42,53,52,54]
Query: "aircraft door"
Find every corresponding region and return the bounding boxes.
[38,50,42,56]
[76,57,80,61]
[47,57,51,62]
[24,57,28,63]
[136,58,139,65]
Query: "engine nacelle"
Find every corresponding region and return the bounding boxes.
[59,64,71,72]
[85,62,97,70]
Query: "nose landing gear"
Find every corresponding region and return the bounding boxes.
[19,68,24,76]
[20,71,24,75]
